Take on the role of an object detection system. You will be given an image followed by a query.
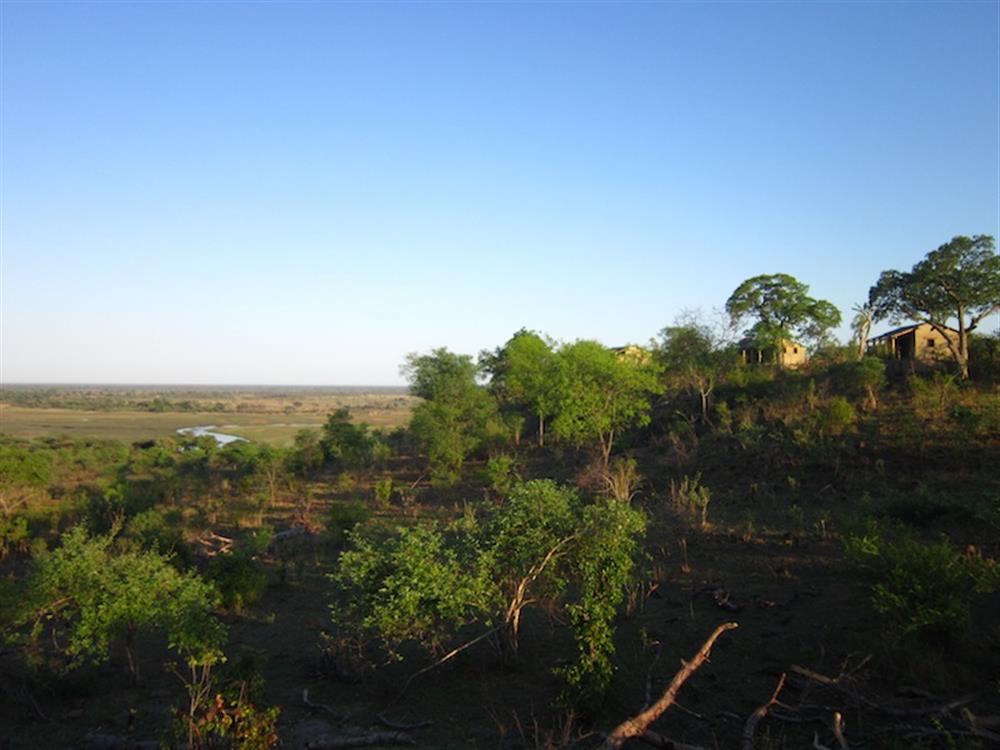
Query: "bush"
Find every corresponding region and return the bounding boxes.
[373,477,393,509]
[19,525,224,683]
[814,396,856,437]
[484,454,517,496]
[122,509,191,565]
[668,473,711,528]
[325,501,371,547]
[845,526,999,643]
[209,551,268,614]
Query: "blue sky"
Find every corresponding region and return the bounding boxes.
[2,1,997,384]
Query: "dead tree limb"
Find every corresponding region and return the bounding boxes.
[303,688,340,719]
[305,732,415,749]
[831,712,849,750]
[599,622,739,750]
[376,714,433,731]
[741,672,787,750]
[637,730,708,750]
[393,624,504,704]
[791,665,979,718]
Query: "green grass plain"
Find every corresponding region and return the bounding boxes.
[0,393,416,446]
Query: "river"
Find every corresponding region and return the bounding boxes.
[176,425,248,446]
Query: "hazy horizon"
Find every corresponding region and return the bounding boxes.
[3,2,997,384]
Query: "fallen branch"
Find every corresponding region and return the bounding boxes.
[305,732,415,749]
[637,729,708,750]
[303,688,340,719]
[376,713,433,731]
[269,526,311,549]
[394,624,504,703]
[80,735,159,750]
[790,665,979,718]
[599,622,739,750]
[741,672,786,750]
[831,712,848,750]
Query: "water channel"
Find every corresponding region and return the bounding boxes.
[176,425,248,446]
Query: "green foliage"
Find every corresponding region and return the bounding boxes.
[326,501,371,546]
[21,525,224,681]
[285,429,324,478]
[726,273,841,350]
[561,497,645,702]
[0,443,52,491]
[482,329,562,446]
[478,480,578,623]
[667,473,711,528]
[0,514,31,559]
[814,396,856,437]
[330,479,646,699]
[373,477,393,508]
[404,348,497,484]
[909,373,959,419]
[209,550,268,615]
[654,315,737,422]
[484,454,518,496]
[122,508,190,562]
[331,524,486,656]
[845,525,999,643]
[828,357,886,409]
[320,408,373,470]
[550,340,662,466]
[870,235,1000,378]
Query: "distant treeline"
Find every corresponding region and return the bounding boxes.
[0,386,412,413]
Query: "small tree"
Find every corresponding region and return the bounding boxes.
[551,341,662,468]
[21,525,224,684]
[320,408,373,470]
[869,235,1000,379]
[403,349,497,484]
[654,315,736,423]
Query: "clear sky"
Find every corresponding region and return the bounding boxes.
[2,1,997,385]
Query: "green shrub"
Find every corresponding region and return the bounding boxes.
[845,526,999,643]
[373,477,393,509]
[325,501,371,547]
[19,524,224,683]
[668,473,711,528]
[122,509,190,564]
[484,454,517,496]
[0,515,31,559]
[208,551,267,614]
[815,396,856,437]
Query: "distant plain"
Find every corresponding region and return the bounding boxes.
[0,386,418,445]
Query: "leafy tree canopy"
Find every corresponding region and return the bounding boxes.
[869,235,1000,378]
[726,273,841,350]
[550,340,662,466]
[20,525,225,682]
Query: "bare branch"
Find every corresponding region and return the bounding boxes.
[741,672,787,750]
[599,622,739,749]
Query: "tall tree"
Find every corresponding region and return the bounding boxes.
[869,235,1000,379]
[403,348,496,484]
[726,273,841,352]
[550,341,661,468]
[482,330,562,447]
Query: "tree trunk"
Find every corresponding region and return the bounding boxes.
[538,414,545,447]
[125,629,140,685]
[957,306,970,379]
